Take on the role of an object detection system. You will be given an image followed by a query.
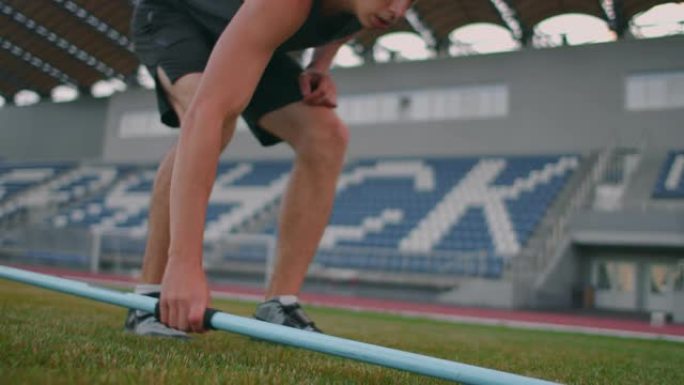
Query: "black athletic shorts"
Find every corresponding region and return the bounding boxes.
[130,0,303,146]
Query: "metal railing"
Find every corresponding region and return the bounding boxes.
[513,146,615,285]
[0,225,95,268]
[312,246,504,277]
[0,225,505,288]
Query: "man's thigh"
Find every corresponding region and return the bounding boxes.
[257,102,346,149]
[157,68,236,148]
[156,68,202,119]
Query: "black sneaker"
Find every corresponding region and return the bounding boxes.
[123,292,189,340]
[254,299,322,333]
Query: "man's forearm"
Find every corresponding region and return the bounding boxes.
[307,36,354,72]
[167,112,227,265]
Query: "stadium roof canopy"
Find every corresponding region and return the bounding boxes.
[0,0,678,104]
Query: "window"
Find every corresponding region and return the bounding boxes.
[626,72,684,111]
[336,85,509,125]
[649,264,670,295]
[596,262,611,290]
[119,110,176,138]
[118,110,248,138]
[594,261,635,293]
[673,262,684,291]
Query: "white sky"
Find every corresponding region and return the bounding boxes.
[3,2,684,107]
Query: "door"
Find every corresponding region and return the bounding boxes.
[645,263,675,313]
[592,260,637,311]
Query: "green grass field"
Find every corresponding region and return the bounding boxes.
[1,280,682,385]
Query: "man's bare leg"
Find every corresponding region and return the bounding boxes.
[257,104,349,299]
[139,70,348,309]
[125,68,235,337]
[132,84,345,334]
[139,68,233,285]
[139,143,176,284]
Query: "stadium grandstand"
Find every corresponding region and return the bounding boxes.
[1,0,683,327]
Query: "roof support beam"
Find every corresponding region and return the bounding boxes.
[434,37,451,58]
[0,1,122,80]
[0,37,76,89]
[351,42,376,65]
[405,7,438,50]
[52,0,134,52]
[490,0,533,46]
[601,0,629,38]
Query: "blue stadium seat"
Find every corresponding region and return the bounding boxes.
[47,160,293,238]
[304,155,579,277]
[653,150,684,198]
[0,162,73,205]
[34,155,578,279]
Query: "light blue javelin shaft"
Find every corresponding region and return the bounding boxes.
[0,265,561,385]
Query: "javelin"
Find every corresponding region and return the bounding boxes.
[0,265,561,385]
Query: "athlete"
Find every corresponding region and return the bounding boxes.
[125,0,414,338]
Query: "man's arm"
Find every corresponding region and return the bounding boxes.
[308,35,355,72]
[161,0,312,333]
[299,35,356,107]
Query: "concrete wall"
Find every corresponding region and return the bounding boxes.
[2,36,680,163]
[100,35,684,162]
[0,97,108,162]
[337,35,684,157]
[570,209,684,247]
[530,209,684,311]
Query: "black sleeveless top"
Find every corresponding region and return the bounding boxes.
[181,0,362,51]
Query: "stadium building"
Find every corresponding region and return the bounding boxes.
[1,0,683,324]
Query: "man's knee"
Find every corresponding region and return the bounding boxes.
[153,143,177,186]
[297,114,349,164]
